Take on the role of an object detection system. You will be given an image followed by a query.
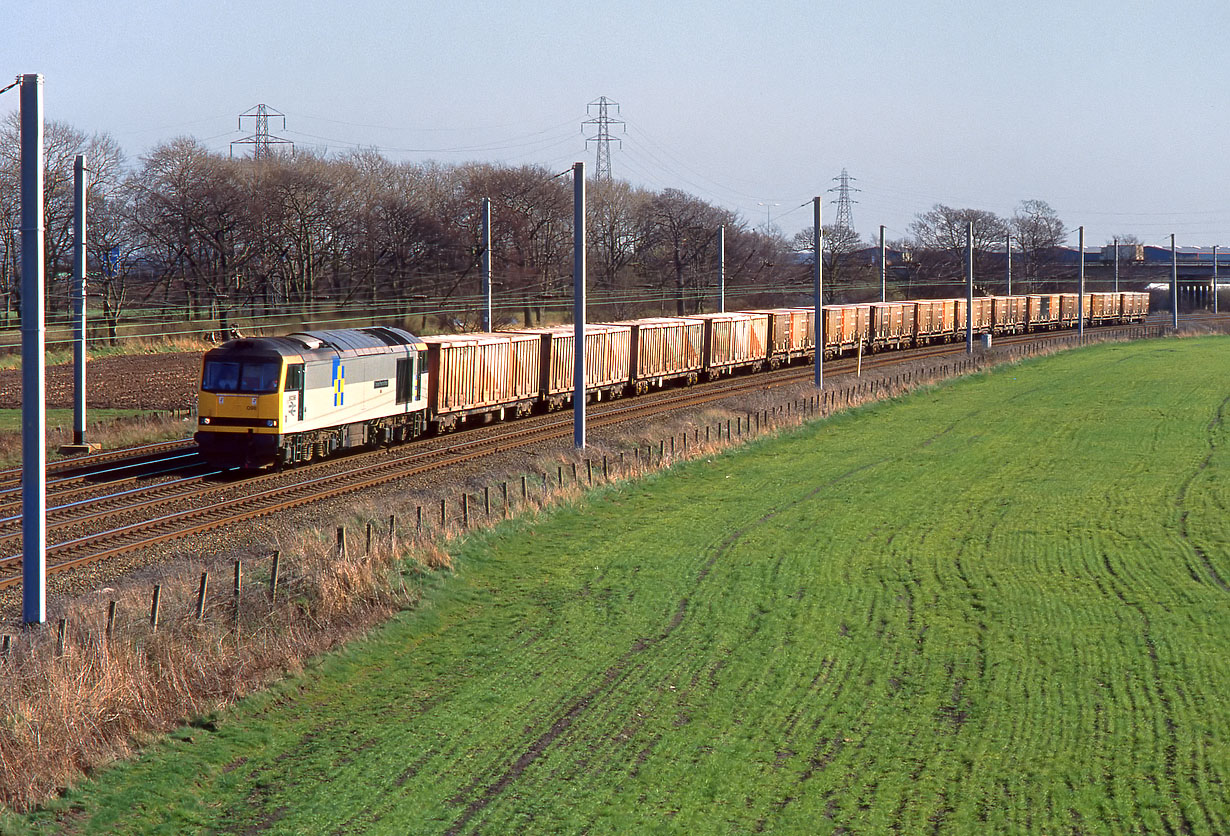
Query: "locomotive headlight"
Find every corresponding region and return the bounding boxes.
[200,417,211,425]
[266,419,277,428]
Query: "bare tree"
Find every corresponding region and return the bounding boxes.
[908,204,1007,292]
[0,116,125,320]
[1010,199,1066,291]
[791,224,868,302]
[638,189,731,315]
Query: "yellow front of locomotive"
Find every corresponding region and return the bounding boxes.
[195,341,288,466]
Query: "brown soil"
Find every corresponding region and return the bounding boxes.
[0,353,200,411]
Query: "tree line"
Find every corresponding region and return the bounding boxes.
[0,116,1098,340]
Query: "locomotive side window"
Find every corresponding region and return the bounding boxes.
[203,360,281,394]
[285,363,304,391]
[396,358,412,403]
[286,363,306,420]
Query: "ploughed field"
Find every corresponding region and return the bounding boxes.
[0,352,199,411]
[21,337,1229,835]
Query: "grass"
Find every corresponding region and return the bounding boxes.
[0,409,163,434]
[10,336,1230,834]
[0,412,193,469]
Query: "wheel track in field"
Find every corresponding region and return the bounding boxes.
[1172,393,1230,594]
[447,402,1002,833]
[443,452,902,834]
[1098,548,1203,835]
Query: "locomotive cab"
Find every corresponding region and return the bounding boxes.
[196,327,430,468]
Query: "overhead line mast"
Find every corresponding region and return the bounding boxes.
[582,96,625,181]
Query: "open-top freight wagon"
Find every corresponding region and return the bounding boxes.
[513,324,632,410]
[615,317,706,395]
[749,308,813,368]
[692,312,769,379]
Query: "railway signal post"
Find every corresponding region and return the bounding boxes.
[573,162,586,449]
[717,225,725,313]
[20,73,47,625]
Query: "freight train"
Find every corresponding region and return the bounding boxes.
[195,291,1149,467]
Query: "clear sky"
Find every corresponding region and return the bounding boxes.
[4,0,1228,247]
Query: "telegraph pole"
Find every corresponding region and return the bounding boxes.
[480,198,492,331]
[20,73,46,625]
[965,221,974,354]
[1077,226,1085,338]
[813,197,823,389]
[717,225,725,313]
[572,162,586,449]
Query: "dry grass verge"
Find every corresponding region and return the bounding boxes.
[0,525,429,811]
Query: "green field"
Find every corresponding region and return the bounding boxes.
[15,337,1230,835]
[0,409,160,433]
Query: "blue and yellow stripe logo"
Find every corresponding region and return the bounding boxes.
[332,358,345,406]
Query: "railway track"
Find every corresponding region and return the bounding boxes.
[0,320,1177,592]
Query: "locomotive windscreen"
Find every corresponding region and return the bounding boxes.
[202,359,281,394]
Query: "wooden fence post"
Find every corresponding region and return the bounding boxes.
[105,601,117,641]
[150,585,161,632]
[56,618,68,656]
[336,526,347,559]
[233,560,242,625]
[365,521,374,556]
[196,572,209,619]
[269,552,281,603]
